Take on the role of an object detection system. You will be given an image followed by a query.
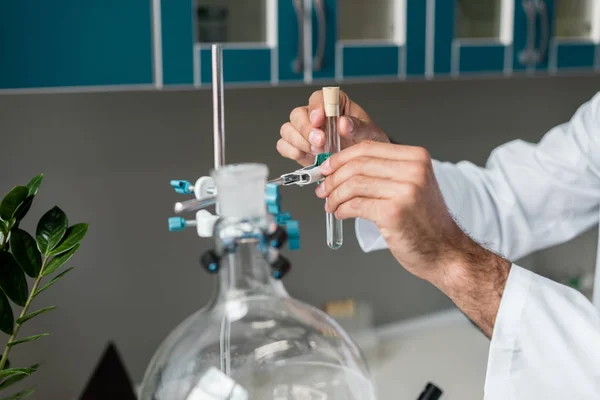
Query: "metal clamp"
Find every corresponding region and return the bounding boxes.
[269,153,330,187]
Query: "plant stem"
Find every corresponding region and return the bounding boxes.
[0,257,48,370]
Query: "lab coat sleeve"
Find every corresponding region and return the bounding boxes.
[485,264,600,399]
[356,92,600,259]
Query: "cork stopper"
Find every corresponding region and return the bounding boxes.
[323,87,340,117]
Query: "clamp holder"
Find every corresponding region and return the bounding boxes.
[268,153,331,187]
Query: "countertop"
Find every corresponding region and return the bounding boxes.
[367,309,490,400]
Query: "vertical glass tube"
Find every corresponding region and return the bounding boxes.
[323,87,343,250]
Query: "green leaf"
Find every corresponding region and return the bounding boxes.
[0,290,13,335]
[0,187,28,222]
[7,334,49,348]
[0,252,28,307]
[0,365,39,390]
[16,306,56,325]
[0,374,26,390]
[9,230,41,278]
[12,196,33,225]
[0,387,35,400]
[0,369,33,379]
[48,223,88,256]
[25,174,43,196]
[35,207,67,255]
[33,268,74,298]
[42,245,79,277]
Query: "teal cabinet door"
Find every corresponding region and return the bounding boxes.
[278,0,305,82]
[336,0,426,80]
[0,0,154,90]
[310,0,337,81]
[161,0,289,86]
[430,0,510,77]
[548,0,597,73]
[513,0,555,73]
[160,0,194,86]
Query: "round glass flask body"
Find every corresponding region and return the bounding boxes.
[139,164,377,400]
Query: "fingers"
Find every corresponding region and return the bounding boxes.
[289,106,313,140]
[316,158,426,198]
[276,139,314,166]
[307,90,326,129]
[332,197,386,221]
[324,176,404,213]
[321,142,431,175]
[338,116,386,142]
[280,122,311,154]
[289,104,326,149]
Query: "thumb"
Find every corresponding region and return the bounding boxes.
[338,115,388,142]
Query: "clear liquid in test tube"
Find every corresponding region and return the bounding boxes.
[323,87,343,250]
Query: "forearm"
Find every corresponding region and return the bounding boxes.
[427,237,512,338]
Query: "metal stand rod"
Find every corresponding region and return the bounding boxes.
[212,44,225,170]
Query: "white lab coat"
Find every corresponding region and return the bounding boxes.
[356,93,600,399]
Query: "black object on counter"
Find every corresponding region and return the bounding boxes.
[417,382,443,400]
[79,342,137,400]
[197,6,228,43]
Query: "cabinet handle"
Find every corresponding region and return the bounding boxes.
[292,0,305,74]
[518,0,538,66]
[313,0,326,71]
[534,0,549,64]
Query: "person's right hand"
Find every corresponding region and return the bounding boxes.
[277,90,390,166]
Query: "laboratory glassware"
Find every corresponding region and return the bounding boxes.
[139,163,377,400]
[323,87,343,250]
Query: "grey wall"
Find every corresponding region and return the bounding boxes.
[0,75,599,399]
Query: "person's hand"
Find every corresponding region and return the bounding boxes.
[315,141,511,337]
[315,141,465,280]
[278,90,390,167]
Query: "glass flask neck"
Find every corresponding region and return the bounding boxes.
[213,218,288,301]
[217,240,278,298]
[210,163,287,300]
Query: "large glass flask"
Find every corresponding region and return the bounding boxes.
[140,164,377,400]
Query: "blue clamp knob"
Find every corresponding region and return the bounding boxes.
[168,217,187,232]
[283,220,300,250]
[170,180,194,195]
[265,183,281,215]
[275,212,292,225]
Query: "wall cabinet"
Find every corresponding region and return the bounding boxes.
[0,1,154,91]
[431,0,600,77]
[1,0,599,92]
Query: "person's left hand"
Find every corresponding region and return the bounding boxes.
[315,141,471,284]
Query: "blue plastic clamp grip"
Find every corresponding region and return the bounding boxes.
[283,220,300,250]
[207,262,218,272]
[265,183,281,215]
[168,217,187,232]
[275,212,292,225]
[170,180,193,195]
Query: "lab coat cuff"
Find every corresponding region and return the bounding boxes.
[484,264,533,398]
[354,218,389,253]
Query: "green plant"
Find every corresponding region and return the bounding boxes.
[0,174,88,399]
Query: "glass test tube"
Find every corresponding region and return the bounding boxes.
[323,87,343,250]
